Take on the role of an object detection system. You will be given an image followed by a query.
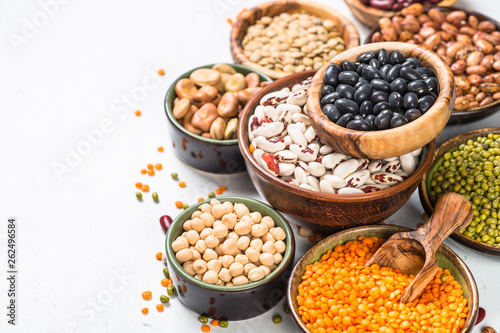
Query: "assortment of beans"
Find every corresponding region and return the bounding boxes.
[370,4,500,111]
[242,12,346,74]
[297,236,469,333]
[248,77,422,194]
[321,48,438,130]
[171,199,287,286]
[429,133,500,246]
[359,0,442,11]
[173,64,267,140]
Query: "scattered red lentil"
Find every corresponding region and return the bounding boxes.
[141,308,148,314]
[227,18,234,26]
[155,163,163,170]
[161,278,170,287]
[201,324,211,332]
[155,252,163,261]
[147,169,155,176]
[140,169,147,175]
[211,320,219,327]
[147,164,154,170]
[249,144,256,154]
[141,184,149,192]
[220,185,228,191]
[157,69,165,76]
[156,304,164,311]
[198,197,205,202]
[175,201,183,209]
[135,182,142,189]
[157,146,164,152]
[135,110,141,116]
[179,181,186,188]
[141,291,152,300]
[215,189,223,195]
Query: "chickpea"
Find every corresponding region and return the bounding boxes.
[203,248,218,262]
[216,279,225,286]
[251,223,268,237]
[220,255,235,268]
[172,237,189,252]
[227,231,239,242]
[222,201,234,214]
[176,248,193,263]
[248,267,266,282]
[222,213,237,229]
[213,224,229,238]
[183,220,193,231]
[210,199,221,206]
[228,262,244,277]
[259,252,274,266]
[234,203,250,218]
[271,227,286,241]
[190,218,205,233]
[200,212,215,227]
[186,230,200,245]
[259,265,271,276]
[275,240,286,253]
[245,247,260,262]
[193,259,208,275]
[222,238,237,256]
[191,249,202,261]
[218,268,232,282]
[262,240,277,254]
[269,264,278,271]
[207,259,222,273]
[261,216,275,229]
[261,232,275,243]
[212,203,229,219]
[200,203,212,214]
[240,215,254,226]
[235,254,249,266]
[202,270,218,284]
[273,253,283,265]
[183,261,196,275]
[194,274,203,280]
[234,220,252,235]
[232,276,249,286]
[250,239,263,252]
[243,263,257,276]
[226,282,234,286]
[204,235,219,248]
[237,236,251,251]
[199,228,212,240]
[191,210,202,219]
[250,211,262,224]
[214,244,224,256]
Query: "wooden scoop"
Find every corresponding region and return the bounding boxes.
[364,192,473,303]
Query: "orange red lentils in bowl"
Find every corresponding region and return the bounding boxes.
[297,236,469,333]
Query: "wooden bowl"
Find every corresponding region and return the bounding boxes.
[287,224,479,332]
[419,128,500,256]
[165,196,295,320]
[365,6,500,121]
[307,42,454,160]
[238,70,436,232]
[344,0,458,28]
[230,0,360,80]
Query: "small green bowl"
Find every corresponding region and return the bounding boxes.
[164,64,271,173]
[165,196,295,320]
[287,225,478,333]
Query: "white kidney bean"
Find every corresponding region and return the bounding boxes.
[320,174,346,189]
[304,126,317,143]
[368,159,383,173]
[319,179,336,193]
[274,150,297,163]
[333,159,359,179]
[276,103,302,115]
[308,162,326,177]
[337,187,365,194]
[291,113,311,125]
[289,143,318,162]
[372,172,404,185]
[263,105,279,122]
[287,89,307,106]
[399,152,417,175]
[299,183,317,191]
[259,90,289,107]
[252,121,284,138]
[287,124,308,146]
[322,153,348,170]
[307,176,320,191]
[382,160,401,173]
[358,184,390,193]
[344,169,370,188]
[319,145,334,155]
[278,163,295,176]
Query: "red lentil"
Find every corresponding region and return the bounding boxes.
[156,304,164,311]
[157,69,165,76]
[135,110,141,116]
[142,291,152,300]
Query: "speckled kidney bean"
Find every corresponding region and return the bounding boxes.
[247,77,423,194]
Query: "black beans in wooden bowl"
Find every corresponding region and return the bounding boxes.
[320,48,439,131]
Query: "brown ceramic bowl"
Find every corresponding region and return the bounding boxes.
[419,128,500,255]
[307,42,454,160]
[344,0,457,28]
[365,6,500,122]
[230,0,360,80]
[238,70,436,232]
[165,196,295,320]
[287,224,479,333]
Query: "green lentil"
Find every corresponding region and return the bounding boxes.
[208,192,216,198]
[273,315,282,324]
[182,203,189,210]
[160,295,170,303]
[163,267,170,279]
[167,285,175,296]
[199,316,209,323]
[440,273,448,283]
[171,172,178,180]
[152,192,159,202]
[219,320,229,328]
[136,192,143,200]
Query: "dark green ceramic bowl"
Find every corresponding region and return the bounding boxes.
[164,64,271,174]
[287,225,479,333]
[165,196,295,320]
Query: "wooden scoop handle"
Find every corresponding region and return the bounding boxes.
[415,192,473,255]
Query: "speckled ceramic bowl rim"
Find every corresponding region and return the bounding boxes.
[287,224,479,333]
[164,63,272,145]
[165,196,295,292]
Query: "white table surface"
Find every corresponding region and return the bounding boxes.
[1,0,499,332]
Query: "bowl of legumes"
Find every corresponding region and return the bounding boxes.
[365,4,500,122]
[238,70,436,231]
[419,128,500,255]
[165,196,295,320]
[287,224,478,333]
[164,63,271,173]
[307,42,454,160]
[230,0,360,80]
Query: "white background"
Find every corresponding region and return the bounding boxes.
[0,0,499,332]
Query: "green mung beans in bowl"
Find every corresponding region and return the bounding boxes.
[419,128,500,255]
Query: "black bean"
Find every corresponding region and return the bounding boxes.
[322,103,341,122]
[320,91,340,106]
[403,92,419,109]
[374,110,393,130]
[404,108,422,121]
[362,65,381,81]
[402,60,416,69]
[378,49,389,66]
[405,57,423,68]
[357,51,378,64]
[400,67,422,81]
[425,77,438,93]
[390,78,407,95]
[360,100,373,117]
[322,84,335,96]
[388,92,403,110]
[365,114,375,129]
[354,84,373,105]
[379,64,392,81]
[371,79,391,92]
[386,64,402,82]
[373,101,391,115]
[338,71,359,86]
[354,78,369,90]
[407,80,428,95]
[415,67,435,79]
[337,84,355,100]
[353,114,364,121]
[390,113,409,128]
[324,64,341,87]
[335,98,360,114]
[343,61,357,72]
[346,119,371,131]
[336,113,354,127]
[369,58,380,70]
[370,90,388,104]
[390,51,405,65]
[428,91,438,100]
[357,63,367,76]
[418,95,435,113]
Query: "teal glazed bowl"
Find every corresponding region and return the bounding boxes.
[287,225,479,333]
[165,196,295,320]
[164,64,272,174]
